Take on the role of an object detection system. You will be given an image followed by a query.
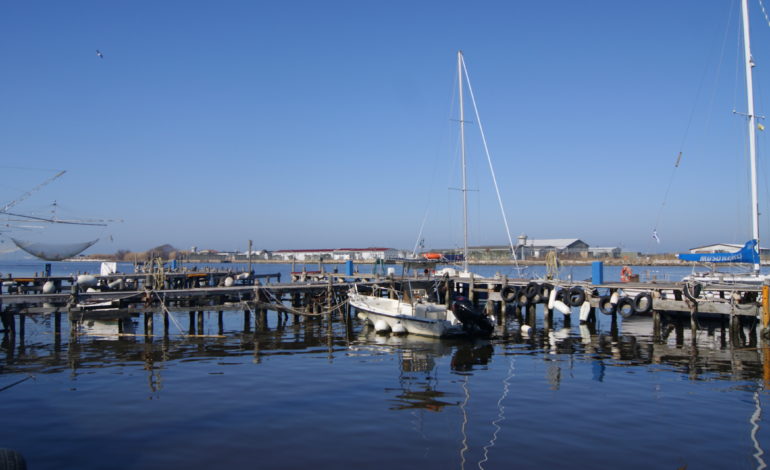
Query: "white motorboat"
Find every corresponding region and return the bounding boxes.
[349,284,493,338]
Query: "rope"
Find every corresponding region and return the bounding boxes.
[652,0,736,252]
[152,291,185,334]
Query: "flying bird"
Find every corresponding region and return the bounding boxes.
[96,50,104,59]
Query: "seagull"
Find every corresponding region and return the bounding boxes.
[96,50,104,59]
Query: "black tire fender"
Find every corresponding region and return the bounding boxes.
[598,295,616,315]
[567,286,586,307]
[633,292,653,314]
[501,285,517,303]
[525,282,540,300]
[616,296,636,318]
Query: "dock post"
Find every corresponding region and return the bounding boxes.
[730,313,743,346]
[652,310,661,343]
[69,316,78,343]
[243,310,251,333]
[145,312,154,338]
[218,311,224,335]
[188,311,195,335]
[18,313,25,345]
[197,311,205,335]
[54,312,61,337]
[163,312,169,338]
[526,304,536,328]
[544,307,553,331]
[469,274,476,307]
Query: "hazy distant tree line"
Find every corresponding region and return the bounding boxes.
[88,244,183,261]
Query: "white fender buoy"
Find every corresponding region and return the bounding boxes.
[42,281,55,294]
[236,272,251,280]
[374,319,391,334]
[391,322,407,335]
[76,275,97,287]
[579,301,591,322]
[548,288,557,310]
[108,279,124,289]
[553,300,571,315]
[610,291,619,305]
[86,287,97,293]
[224,276,234,287]
[520,324,532,335]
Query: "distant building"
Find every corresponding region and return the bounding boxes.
[687,242,770,258]
[515,235,590,259]
[272,247,398,261]
[588,247,622,258]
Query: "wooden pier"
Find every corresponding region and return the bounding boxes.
[0,267,768,345]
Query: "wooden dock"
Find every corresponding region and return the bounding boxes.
[0,268,768,345]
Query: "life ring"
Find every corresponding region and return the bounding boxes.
[620,266,633,282]
[567,286,586,307]
[598,295,616,315]
[616,296,636,318]
[633,292,653,314]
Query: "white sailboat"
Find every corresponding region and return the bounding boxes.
[349,51,497,338]
[678,0,770,285]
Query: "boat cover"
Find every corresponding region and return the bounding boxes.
[11,238,98,261]
[677,239,760,264]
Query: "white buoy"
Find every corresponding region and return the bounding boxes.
[42,281,55,294]
[76,275,97,287]
[224,276,234,287]
[374,319,391,334]
[553,300,571,315]
[236,272,251,280]
[520,324,532,335]
[610,292,619,305]
[579,301,591,322]
[391,322,407,335]
[548,288,557,310]
[86,287,97,293]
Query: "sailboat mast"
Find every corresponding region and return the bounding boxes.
[458,50,469,273]
[741,0,761,274]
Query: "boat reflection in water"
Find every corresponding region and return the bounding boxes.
[356,330,494,412]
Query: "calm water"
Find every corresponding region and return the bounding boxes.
[0,262,768,469]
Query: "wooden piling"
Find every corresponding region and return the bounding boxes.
[145,312,154,337]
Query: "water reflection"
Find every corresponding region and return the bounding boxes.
[2,308,770,386]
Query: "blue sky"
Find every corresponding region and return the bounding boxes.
[1,0,770,254]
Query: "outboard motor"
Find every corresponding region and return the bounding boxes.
[452,296,494,336]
